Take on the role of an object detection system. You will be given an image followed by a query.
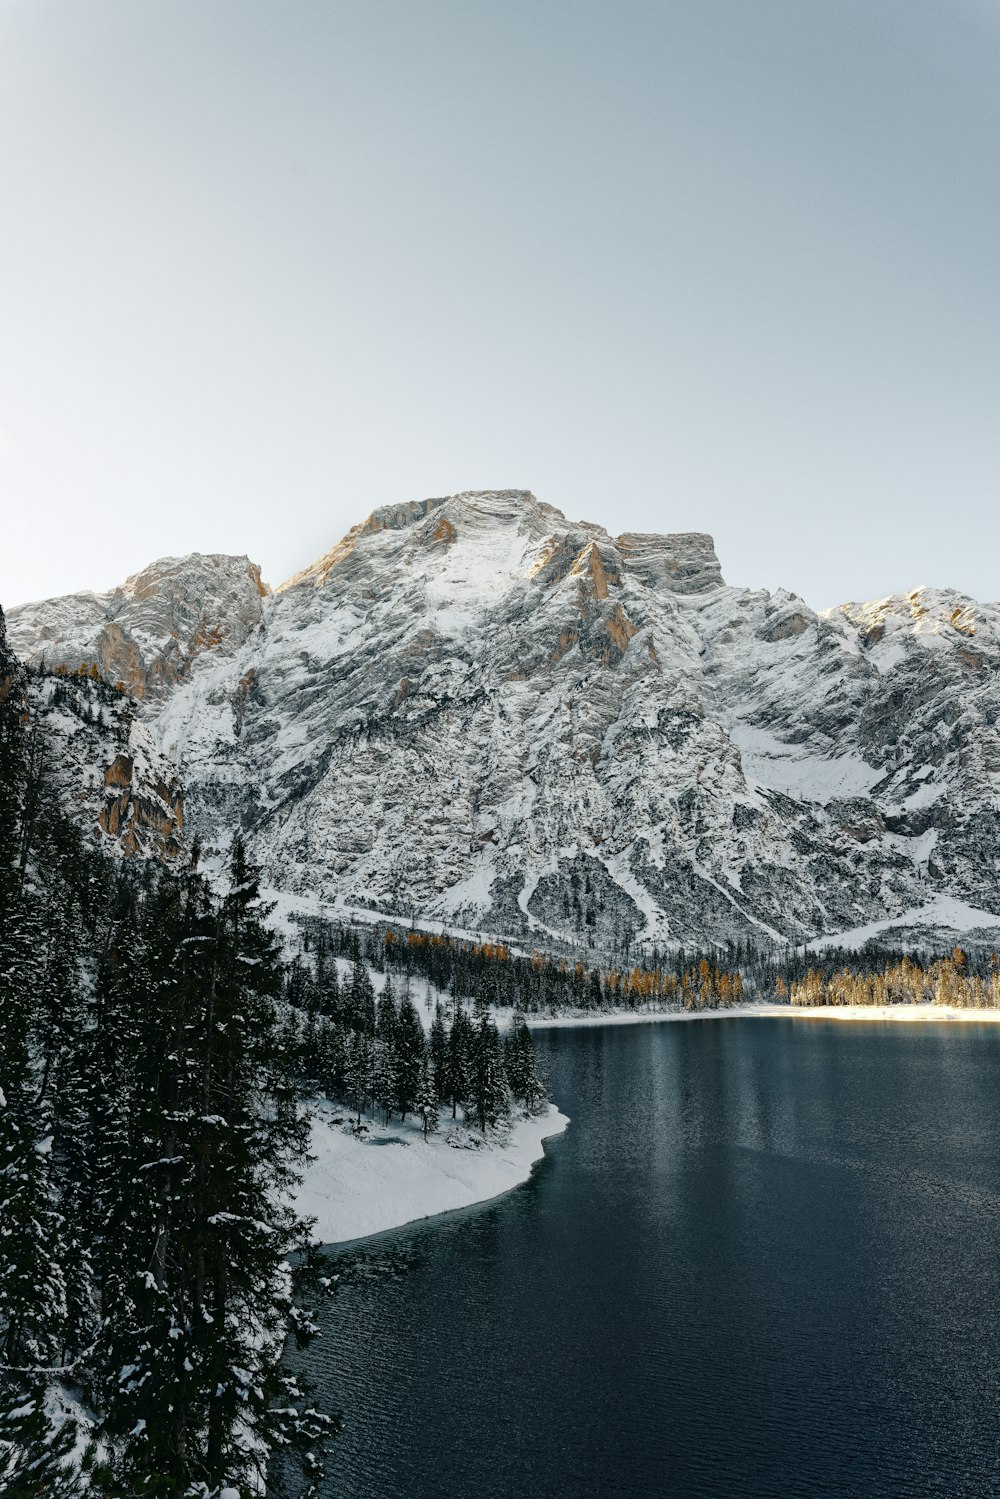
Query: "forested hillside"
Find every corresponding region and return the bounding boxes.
[0,600,555,1497]
[0,604,334,1497]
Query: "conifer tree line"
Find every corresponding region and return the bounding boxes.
[783,948,1000,1009]
[0,611,334,1498]
[296,918,764,1016]
[280,944,548,1136]
[297,914,1000,1018]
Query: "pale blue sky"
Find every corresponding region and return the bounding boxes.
[1,0,998,609]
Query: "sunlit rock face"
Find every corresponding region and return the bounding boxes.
[96,741,185,859]
[10,491,1000,952]
[8,553,269,700]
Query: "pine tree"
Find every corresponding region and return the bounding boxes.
[471,1015,510,1134]
[444,1007,474,1120]
[318,958,341,1024]
[429,1006,448,1103]
[372,1039,396,1126]
[373,978,399,1122]
[416,1060,440,1140]
[348,959,377,1035]
[394,995,425,1121]
[345,1033,374,1128]
[317,1014,347,1100]
[504,1015,546,1112]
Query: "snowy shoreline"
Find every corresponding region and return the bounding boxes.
[296,1100,570,1247]
[294,1003,1000,1247]
[524,1002,1000,1028]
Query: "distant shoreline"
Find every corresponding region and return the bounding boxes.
[524,1002,1000,1028]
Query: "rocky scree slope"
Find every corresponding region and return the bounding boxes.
[9,491,1000,952]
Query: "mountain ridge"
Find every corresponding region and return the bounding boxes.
[8,490,1000,954]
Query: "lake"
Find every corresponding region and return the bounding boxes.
[286,1018,1000,1498]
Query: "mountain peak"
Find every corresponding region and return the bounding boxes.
[9,498,1000,954]
[280,489,724,594]
[363,488,553,532]
[119,552,270,604]
[278,489,557,592]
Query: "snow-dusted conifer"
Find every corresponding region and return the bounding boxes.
[416,1060,440,1139]
[504,1015,546,1112]
[471,1015,510,1134]
[394,994,426,1121]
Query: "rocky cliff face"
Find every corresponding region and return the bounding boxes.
[9,491,1000,952]
[29,671,185,861]
[2,599,184,862]
[9,553,269,700]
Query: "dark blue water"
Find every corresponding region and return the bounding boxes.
[291,1019,1000,1498]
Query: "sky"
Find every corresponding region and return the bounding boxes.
[1,0,998,612]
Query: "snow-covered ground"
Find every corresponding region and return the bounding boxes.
[296,1100,569,1246]
[524,1002,1000,1028]
[727,722,885,803]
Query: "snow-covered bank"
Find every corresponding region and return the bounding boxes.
[296,1101,570,1246]
[525,1002,1000,1028]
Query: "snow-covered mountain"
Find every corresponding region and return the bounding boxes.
[9,490,1000,951]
